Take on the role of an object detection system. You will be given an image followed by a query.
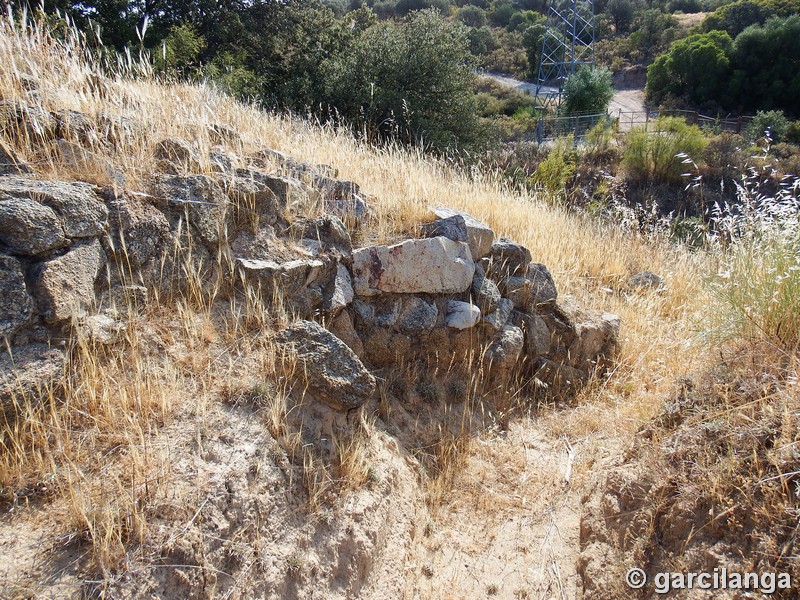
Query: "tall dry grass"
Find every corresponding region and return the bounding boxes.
[0,8,729,581]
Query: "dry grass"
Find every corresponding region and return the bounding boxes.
[0,9,730,588]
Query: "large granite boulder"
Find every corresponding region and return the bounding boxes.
[276,320,375,410]
[0,177,108,239]
[0,196,68,255]
[352,237,474,296]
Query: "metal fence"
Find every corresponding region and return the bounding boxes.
[533,109,753,143]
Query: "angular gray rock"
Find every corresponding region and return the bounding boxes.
[351,297,402,329]
[569,311,621,372]
[419,215,468,244]
[0,177,108,239]
[0,255,35,337]
[487,238,532,279]
[511,310,551,358]
[292,215,352,259]
[397,296,438,335]
[482,298,513,331]
[234,168,302,209]
[471,265,501,314]
[630,270,665,291]
[225,173,284,231]
[324,264,354,314]
[0,101,56,144]
[106,193,171,269]
[276,320,375,410]
[0,196,68,255]
[352,237,474,296]
[445,300,481,329]
[483,325,524,377]
[153,136,201,174]
[0,344,65,408]
[329,310,364,358]
[431,207,494,259]
[31,239,105,322]
[151,174,228,245]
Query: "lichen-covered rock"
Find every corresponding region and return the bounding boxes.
[431,207,494,259]
[419,215,468,244]
[0,196,68,255]
[0,255,35,338]
[234,168,303,209]
[396,296,438,336]
[151,174,228,245]
[276,320,375,410]
[0,177,108,239]
[569,311,621,372]
[0,343,65,409]
[31,239,105,322]
[352,237,474,296]
[153,136,201,174]
[351,296,402,329]
[445,300,481,330]
[503,263,558,313]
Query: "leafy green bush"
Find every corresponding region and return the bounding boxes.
[153,24,206,78]
[622,117,708,185]
[746,110,789,142]
[325,9,483,152]
[562,66,615,115]
[531,136,578,194]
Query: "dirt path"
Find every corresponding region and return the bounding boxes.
[405,422,584,599]
[483,72,646,131]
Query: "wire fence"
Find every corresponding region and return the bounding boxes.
[533,109,754,143]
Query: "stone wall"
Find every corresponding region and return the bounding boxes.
[0,105,619,411]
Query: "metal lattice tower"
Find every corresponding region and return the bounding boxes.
[535,0,596,108]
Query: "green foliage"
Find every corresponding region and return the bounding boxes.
[474,78,534,117]
[622,117,709,185]
[531,136,577,194]
[488,1,515,27]
[746,110,789,142]
[728,16,800,117]
[153,23,205,78]
[627,10,679,63]
[701,0,775,36]
[605,0,638,33]
[325,9,483,152]
[562,66,615,115]
[645,30,733,107]
[521,19,546,78]
[456,5,486,27]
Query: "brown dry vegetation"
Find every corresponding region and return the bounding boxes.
[0,10,796,599]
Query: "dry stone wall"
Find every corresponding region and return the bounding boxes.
[0,105,620,412]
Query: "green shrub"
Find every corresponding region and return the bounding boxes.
[622,117,708,185]
[531,136,577,194]
[562,66,614,116]
[746,110,789,142]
